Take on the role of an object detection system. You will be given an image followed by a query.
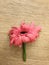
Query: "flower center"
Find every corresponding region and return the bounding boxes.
[20,31,27,34]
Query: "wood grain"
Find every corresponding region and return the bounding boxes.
[0,0,49,65]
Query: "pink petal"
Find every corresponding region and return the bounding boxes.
[10,34,16,38]
[26,33,38,42]
[10,38,14,45]
[29,22,35,33]
[14,36,22,46]
[21,22,30,32]
[9,27,20,35]
[22,36,30,42]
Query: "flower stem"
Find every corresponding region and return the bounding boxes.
[22,42,26,61]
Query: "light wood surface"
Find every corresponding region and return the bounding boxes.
[0,0,49,65]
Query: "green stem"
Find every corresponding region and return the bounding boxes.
[22,42,26,61]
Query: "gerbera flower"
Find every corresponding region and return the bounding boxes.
[9,22,41,61]
[9,22,41,46]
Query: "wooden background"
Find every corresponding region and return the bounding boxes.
[0,0,49,65]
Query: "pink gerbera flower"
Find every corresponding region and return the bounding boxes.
[9,22,41,47]
[9,22,41,61]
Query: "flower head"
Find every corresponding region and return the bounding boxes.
[9,22,41,47]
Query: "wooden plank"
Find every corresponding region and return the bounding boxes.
[0,0,49,65]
